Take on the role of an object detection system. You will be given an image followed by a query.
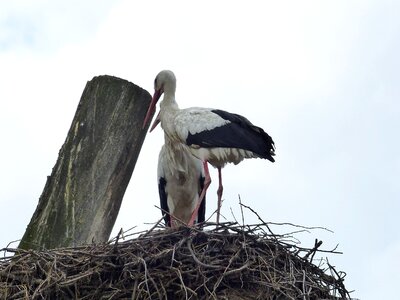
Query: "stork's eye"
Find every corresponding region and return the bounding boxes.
[154,78,158,89]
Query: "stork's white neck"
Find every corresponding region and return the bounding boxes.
[160,93,179,111]
[159,94,180,138]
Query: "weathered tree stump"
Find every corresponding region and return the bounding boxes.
[19,75,153,250]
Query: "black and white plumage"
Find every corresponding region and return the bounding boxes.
[144,70,275,224]
[158,136,206,227]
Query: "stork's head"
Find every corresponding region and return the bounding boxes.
[143,70,176,131]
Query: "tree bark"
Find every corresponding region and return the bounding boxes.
[19,75,153,250]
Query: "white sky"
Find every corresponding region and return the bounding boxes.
[1,1,399,298]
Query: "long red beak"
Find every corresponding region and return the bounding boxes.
[143,89,162,130]
[149,111,161,132]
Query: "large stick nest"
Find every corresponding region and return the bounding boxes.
[1,220,351,299]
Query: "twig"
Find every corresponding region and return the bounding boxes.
[238,195,245,228]
[239,202,278,240]
[140,215,164,238]
[303,239,323,262]
[186,239,221,270]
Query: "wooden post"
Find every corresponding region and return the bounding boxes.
[19,75,153,250]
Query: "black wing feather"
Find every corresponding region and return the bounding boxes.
[186,109,275,162]
[158,177,171,227]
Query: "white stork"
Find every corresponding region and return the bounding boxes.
[157,135,206,227]
[143,70,275,224]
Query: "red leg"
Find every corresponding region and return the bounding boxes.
[188,161,211,226]
[216,167,223,224]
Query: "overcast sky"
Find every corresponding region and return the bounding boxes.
[1,1,399,298]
